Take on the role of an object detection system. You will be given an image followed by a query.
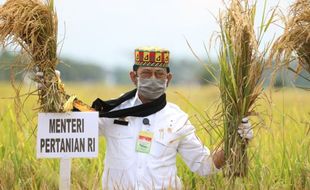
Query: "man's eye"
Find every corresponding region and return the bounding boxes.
[141,72,151,76]
[155,71,166,76]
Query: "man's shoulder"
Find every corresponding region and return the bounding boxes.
[163,102,188,118]
[162,102,193,135]
[166,102,184,112]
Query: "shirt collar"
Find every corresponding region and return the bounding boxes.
[132,91,143,106]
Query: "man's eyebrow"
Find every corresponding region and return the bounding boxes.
[155,69,166,72]
[141,69,152,72]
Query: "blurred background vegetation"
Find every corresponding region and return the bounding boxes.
[1,50,309,88]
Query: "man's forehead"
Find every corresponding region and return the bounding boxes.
[138,66,166,72]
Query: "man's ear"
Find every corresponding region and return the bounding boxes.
[130,71,138,86]
[167,73,173,86]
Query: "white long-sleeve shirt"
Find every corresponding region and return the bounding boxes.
[99,93,219,189]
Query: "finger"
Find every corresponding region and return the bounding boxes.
[238,123,248,130]
[36,83,43,90]
[55,70,61,77]
[237,129,245,137]
[245,131,254,140]
[244,123,251,129]
[245,128,254,139]
[36,72,43,77]
[241,117,249,123]
[238,127,253,139]
[238,123,245,129]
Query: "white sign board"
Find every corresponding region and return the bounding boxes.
[37,112,99,158]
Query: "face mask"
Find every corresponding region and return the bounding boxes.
[137,77,167,100]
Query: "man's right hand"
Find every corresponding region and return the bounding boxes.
[35,70,61,90]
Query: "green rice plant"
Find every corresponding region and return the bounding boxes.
[0,84,309,189]
[216,0,275,178]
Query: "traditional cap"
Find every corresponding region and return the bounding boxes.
[135,47,169,67]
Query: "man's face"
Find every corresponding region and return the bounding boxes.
[130,66,172,86]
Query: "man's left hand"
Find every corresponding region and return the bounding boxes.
[237,117,253,140]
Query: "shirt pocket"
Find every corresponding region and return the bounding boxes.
[149,134,178,159]
[147,136,178,182]
[104,124,135,160]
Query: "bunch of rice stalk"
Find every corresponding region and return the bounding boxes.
[0,0,66,112]
[271,0,310,75]
[217,0,272,177]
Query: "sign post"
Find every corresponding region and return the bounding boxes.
[60,158,71,190]
[37,112,98,190]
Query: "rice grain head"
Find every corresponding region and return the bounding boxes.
[271,0,310,74]
[0,0,66,112]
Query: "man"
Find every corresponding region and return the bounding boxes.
[89,47,253,189]
[38,47,253,189]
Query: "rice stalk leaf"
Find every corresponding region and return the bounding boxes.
[214,0,275,178]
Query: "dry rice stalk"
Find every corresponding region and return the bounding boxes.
[0,0,66,112]
[271,0,310,75]
[217,0,272,178]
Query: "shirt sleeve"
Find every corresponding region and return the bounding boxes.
[177,120,220,176]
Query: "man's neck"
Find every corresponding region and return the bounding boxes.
[138,94,152,104]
